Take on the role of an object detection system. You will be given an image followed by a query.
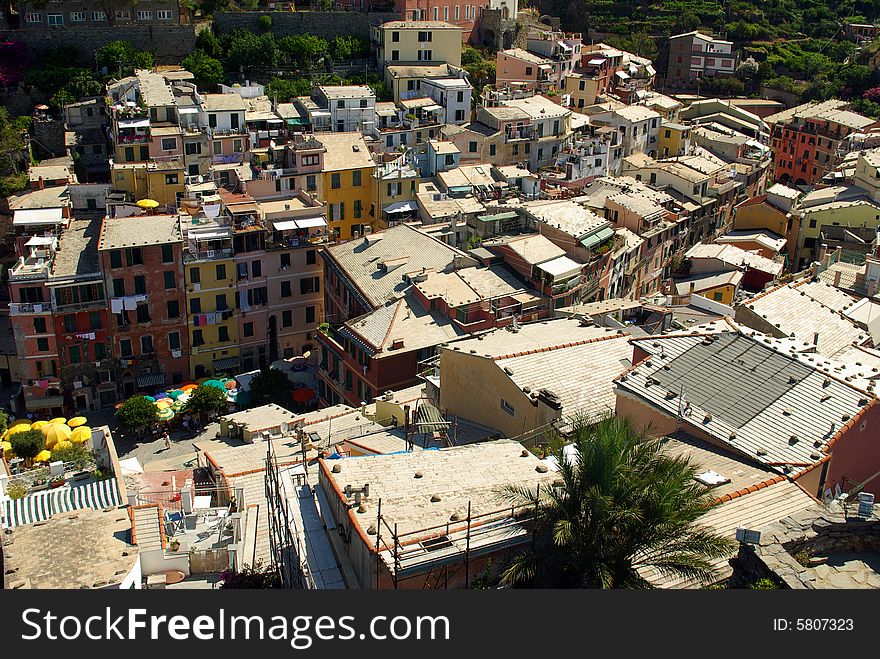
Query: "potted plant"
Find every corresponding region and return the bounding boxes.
[49,474,65,489]
[169,539,181,552]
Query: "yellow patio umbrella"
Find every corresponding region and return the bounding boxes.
[7,423,31,435]
[30,420,49,430]
[52,440,74,453]
[34,450,52,463]
[155,400,171,410]
[10,418,32,427]
[67,416,88,428]
[42,423,72,446]
[137,198,159,209]
[49,417,67,425]
[70,426,92,444]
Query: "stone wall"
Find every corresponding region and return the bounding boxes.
[0,25,197,64]
[732,503,880,589]
[212,11,399,40]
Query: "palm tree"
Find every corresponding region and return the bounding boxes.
[500,416,736,588]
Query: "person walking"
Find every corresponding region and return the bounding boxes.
[163,430,172,451]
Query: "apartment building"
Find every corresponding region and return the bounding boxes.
[318,132,377,241]
[98,213,189,395]
[590,104,661,158]
[374,21,463,73]
[495,48,558,93]
[312,85,377,135]
[666,31,736,83]
[766,99,880,186]
[395,0,490,42]
[182,215,239,380]
[526,29,582,83]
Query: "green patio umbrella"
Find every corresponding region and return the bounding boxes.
[157,408,175,422]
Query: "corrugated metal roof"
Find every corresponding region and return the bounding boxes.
[618,332,873,473]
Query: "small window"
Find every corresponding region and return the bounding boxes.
[109,250,122,269]
[140,335,154,354]
[34,317,47,334]
[469,141,477,153]
[306,250,316,265]
[218,325,230,342]
[47,12,63,25]
[37,337,50,352]
[168,331,181,350]
[69,345,81,364]
[163,271,175,289]
[167,300,180,319]
[331,173,341,189]
[161,137,177,151]
[161,244,173,263]
[352,170,362,186]
[243,322,254,338]
[281,280,292,298]
[305,306,316,324]
[157,9,172,19]
[216,264,226,280]
[64,315,77,333]
[282,310,293,327]
[501,399,515,415]
[91,10,106,20]
[134,275,146,294]
[120,339,133,357]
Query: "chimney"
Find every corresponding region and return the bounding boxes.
[818,243,828,265]
[813,332,820,346]
[833,269,842,287]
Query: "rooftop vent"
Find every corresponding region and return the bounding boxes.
[756,448,768,456]
[789,434,799,444]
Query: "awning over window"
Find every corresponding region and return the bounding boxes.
[615,70,630,80]
[118,118,150,128]
[295,216,327,229]
[587,58,605,65]
[213,356,240,371]
[25,236,56,246]
[272,219,300,231]
[477,211,519,223]
[178,107,199,115]
[137,373,167,388]
[538,64,553,70]
[384,200,419,214]
[537,255,582,280]
[580,226,615,250]
[286,118,309,125]
[13,208,64,226]
[423,104,443,113]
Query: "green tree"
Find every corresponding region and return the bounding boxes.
[10,429,46,465]
[249,367,293,405]
[226,31,280,71]
[116,395,160,429]
[182,50,226,91]
[267,77,312,102]
[278,34,328,67]
[0,410,8,436]
[96,40,154,78]
[258,14,273,32]
[0,108,28,177]
[196,29,224,59]
[328,36,368,61]
[184,385,228,422]
[499,417,736,588]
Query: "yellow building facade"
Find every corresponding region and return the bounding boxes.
[184,257,240,379]
[317,133,378,240]
[657,123,690,158]
[111,162,185,208]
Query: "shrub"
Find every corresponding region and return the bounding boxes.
[5,478,27,499]
[10,429,45,462]
[50,443,95,470]
[220,561,280,588]
[258,15,272,32]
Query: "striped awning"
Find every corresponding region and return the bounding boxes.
[137,373,167,388]
[213,356,240,370]
[2,478,123,529]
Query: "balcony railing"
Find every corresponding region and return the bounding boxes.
[53,299,107,313]
[186,247,234,262]
[9,302,50,315]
